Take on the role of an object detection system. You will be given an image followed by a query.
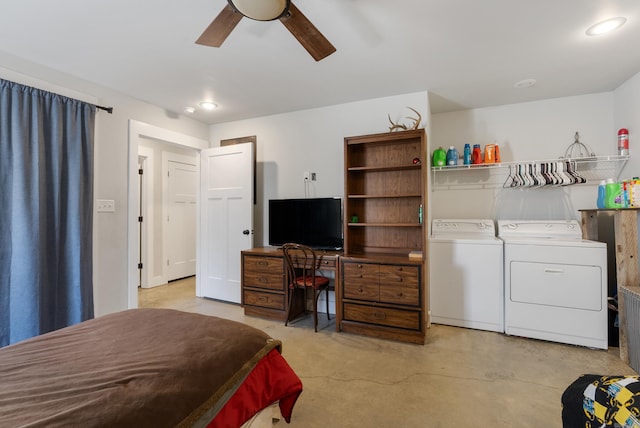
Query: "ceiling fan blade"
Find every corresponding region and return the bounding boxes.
[196,4,243,47]
[280,2,336,61]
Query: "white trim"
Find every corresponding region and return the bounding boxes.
[128,120,208,309]
[138,147,165,288]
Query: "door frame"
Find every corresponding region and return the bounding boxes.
[138,146,156,288]
[127,120,208,309]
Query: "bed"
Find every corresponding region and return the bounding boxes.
[0,308,303,427]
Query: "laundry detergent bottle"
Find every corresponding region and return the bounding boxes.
[463,143,471,165]
[446,146,459,166]
[605,178,624,209]
[597,180,606,209]
[432,147,446,167]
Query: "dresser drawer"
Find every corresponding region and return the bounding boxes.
[379,265,420,287]
[243,290,285,310]
[243,256,283,290]
[244,255,282,272]
[342,262,379,283]
[380,285,419,306]
[243,271,283,290]
[342,262,379,302]
[343,282,379,301]
[343,303,421,330]
[317,257,337,269]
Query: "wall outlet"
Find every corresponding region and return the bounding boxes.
[97,199,115,212]
[311,172,317,181]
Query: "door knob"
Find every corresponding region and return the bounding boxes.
[242,229,250,235]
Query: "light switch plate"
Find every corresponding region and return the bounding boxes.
[96,199,115,212]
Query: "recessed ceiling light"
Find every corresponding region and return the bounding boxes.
[586,17,627,36]
[199,101,218,110]
[184,106,196,114]
[514,79,537,89]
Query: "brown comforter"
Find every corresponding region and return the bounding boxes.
[0,308,286,427]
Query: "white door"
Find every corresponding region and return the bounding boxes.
[167,160,197,281]
[199,143,254,303]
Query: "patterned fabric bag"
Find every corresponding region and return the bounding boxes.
[562,374,640,427]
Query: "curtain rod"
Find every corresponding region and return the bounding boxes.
[1,77,114,114]
[96,105,113,114]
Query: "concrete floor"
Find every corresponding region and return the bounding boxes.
[139,277,635,427]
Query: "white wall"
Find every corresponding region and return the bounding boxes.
[93,102,206,317]
[430,92,619,221]
[0,52,209,317]
[614,71,640,179]
[209,92,431,247]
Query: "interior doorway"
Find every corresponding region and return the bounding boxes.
[127,121,208,309]
[164,155,197,281]
[128,121,255,309]
[137,139,198,288]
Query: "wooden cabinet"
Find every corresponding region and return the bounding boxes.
[241,250,288,320]
[340,257,424,343]
[339,129,427,344]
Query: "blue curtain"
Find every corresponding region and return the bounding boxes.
[0,78,95,347]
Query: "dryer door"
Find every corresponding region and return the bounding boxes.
[510,261,603,311]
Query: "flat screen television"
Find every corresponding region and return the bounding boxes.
[268,197,343,250]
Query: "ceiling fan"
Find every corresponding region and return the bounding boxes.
[196,0,336,61]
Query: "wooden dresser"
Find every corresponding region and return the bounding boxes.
[339,255,424,344]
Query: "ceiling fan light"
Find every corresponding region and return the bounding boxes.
[228,0,289,21]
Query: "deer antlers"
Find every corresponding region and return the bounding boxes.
[388,107,423,132]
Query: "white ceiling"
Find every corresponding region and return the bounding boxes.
[1,0,639,125]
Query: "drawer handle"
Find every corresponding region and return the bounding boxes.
[322,260,330,265]
[373,312,386,320]
[258,296,267,302]
[397,267,403,271]
[544,268,564,274]
[357,264,363,268]
[258,277,268,283]
[358,287,364,293]
[396,292,404,297]
[257,261,268,266]
[359,274,363,279]
[397,278,403,282]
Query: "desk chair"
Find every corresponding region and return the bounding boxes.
[282,243,331,332]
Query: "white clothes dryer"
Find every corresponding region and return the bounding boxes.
[498,220,608,349]
[429,219,504,332]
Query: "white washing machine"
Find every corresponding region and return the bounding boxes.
[498,220,608,349]
[429,219,504,332]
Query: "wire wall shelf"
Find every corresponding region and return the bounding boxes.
[431,155,629,191]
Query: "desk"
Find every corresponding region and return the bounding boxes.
[580,208,640,362]
[240,247,341,330]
